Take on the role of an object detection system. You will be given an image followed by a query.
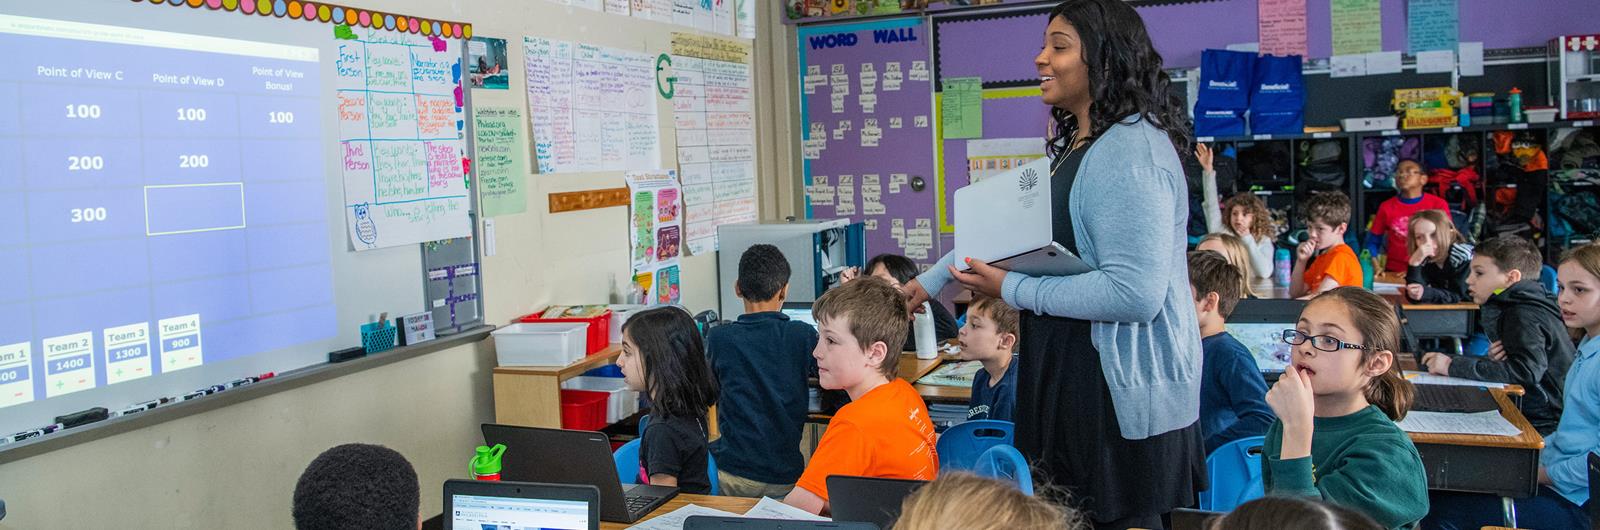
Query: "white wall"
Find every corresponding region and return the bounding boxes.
[0,0,802,527]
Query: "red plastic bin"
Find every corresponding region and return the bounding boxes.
[560,389,610,431]
[520,309,612,355]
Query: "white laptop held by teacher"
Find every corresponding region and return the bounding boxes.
[953,156,1090,277]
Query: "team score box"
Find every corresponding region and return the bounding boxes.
[42,332,95,398]
[159,314,203,372]
[144,183,246,236]
[0,342,34,409]
[103,322,153,385]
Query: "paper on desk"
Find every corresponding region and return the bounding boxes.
[746,496,829,521]
[1397,410,1521,437]
[1403,371,1506,389]
[627,503,741,530]
[1372,282,1403,295]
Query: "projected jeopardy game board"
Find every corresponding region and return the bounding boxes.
[0,16,337,407]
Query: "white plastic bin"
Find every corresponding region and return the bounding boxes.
[607,304,646,343]
[493,322,589,366]
[561,376,640,423]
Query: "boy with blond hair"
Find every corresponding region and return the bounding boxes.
[783,277,939,515]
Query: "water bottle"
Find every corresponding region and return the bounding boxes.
[1274,248,1292,287]
[471,444,505,481]
[914,302,937,360]
[1509,87,1524,124]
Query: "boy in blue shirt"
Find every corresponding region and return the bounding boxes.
[705,244,818,499]
[1189,250,1275,454]
[958,294,1018,421]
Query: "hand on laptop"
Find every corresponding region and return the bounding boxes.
[948,257,1004,299]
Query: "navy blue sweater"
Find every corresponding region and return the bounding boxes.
[1200,332,1275,454]
[705,312,818,484]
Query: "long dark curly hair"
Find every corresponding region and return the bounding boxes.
[1044,0,1192,160]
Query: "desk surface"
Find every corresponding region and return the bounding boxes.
[1407,388,1544,450]
[603,494,761,530]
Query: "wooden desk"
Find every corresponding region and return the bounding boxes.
[492,345,625,428]
[1408,388,1544,499]
[603,494,761,530]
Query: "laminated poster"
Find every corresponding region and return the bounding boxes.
[626,170,684,306]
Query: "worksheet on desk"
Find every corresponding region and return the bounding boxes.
[1397,410,1522,436]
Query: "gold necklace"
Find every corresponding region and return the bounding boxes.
[1051,136,1086,174]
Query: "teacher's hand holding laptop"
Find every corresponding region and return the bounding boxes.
[904,156,1089,306]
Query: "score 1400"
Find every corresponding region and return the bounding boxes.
[70,207,107,223]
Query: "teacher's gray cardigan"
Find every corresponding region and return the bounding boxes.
[918,114,1201,440]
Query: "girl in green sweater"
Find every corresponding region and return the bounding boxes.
[1264,287,1429,529]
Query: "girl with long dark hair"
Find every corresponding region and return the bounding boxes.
[616,306,719,494]
[903,1,1204,526]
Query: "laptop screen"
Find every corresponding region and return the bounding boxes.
[451,494,591,530]
[781,307,817,328]
[1224,322,1292,372]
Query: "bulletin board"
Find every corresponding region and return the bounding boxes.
[797,17,941,263]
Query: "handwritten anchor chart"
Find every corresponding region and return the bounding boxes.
[0,14,339,406]
[337,26,472,250]
[523,36,661,174]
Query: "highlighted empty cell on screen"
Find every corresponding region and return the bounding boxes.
[144,183,247,236]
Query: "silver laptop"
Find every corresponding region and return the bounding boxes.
[443,479,600,530]
[953,156,1089,277]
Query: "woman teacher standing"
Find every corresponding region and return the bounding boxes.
[902,1,1204,527]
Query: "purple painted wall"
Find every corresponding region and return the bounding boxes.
[936,0,1596,81]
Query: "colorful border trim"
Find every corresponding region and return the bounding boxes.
[130,0,472,39]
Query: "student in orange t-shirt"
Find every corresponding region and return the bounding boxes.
[783,277,938,516]
[1291,191,1364,298]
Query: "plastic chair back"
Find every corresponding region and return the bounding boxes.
[706,451,721,495]
[613,439,642,485]
[936,420,1014,471]
[1198,436,1266,512]
[973,444,1033,495]
[629,415,720,495]
[1542,264,1559,295]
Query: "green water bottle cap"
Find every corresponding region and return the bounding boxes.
[472,444,505,475]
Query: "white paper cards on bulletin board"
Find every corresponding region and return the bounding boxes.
[337,27,472,250]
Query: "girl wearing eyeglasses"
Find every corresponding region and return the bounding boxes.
[1262,287,1428,530]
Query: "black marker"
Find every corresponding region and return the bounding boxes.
[118,397,175,416]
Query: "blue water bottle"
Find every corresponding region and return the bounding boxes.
[1274,248,1292,287]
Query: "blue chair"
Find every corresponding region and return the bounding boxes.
[614,438,643,485]
[973,444,1033,495]
[1542,264,1559,295]
[706,451,721,495]
[936,420,1014,471]
[1198,436,1266,512]
[620,417,721,495]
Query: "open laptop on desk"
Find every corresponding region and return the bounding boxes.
[1225,299,1306,378]
[826,475,928,529]
[481,423,678,523]
[443,479,599,530]
[685,517,876,529]
[782,302,818,329]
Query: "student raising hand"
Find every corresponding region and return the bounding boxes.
[1265,365,1316,459]
[1196,143,1214,173]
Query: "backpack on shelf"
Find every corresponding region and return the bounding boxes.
[1362,136,1420,189]
[1298,139,1346,191]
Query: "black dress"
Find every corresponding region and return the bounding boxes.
[1016,143,1206,528]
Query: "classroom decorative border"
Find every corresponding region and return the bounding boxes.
[129,0,473,39]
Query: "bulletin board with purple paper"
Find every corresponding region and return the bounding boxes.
[931,12,1055,235]
[798,17,940,263]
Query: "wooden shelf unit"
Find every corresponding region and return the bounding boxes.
[492,344,624,428]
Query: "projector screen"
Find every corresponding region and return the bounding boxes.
[0,4,457,434]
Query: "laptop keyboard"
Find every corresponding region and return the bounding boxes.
[625,494,659,513]
[1412,384,1500,413]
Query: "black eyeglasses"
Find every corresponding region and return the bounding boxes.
[1281,329,1370,352]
